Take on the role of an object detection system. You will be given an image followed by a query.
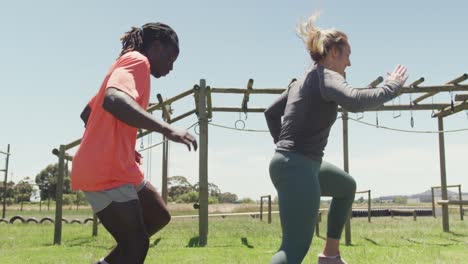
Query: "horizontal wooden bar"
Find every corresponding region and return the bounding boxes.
[212,103,451,113]
[52,148,73,161]
[211,88,285,94]
[432,184,461,189]
[147,89,194,112]
[64,139,81,151]
[433,101,468,118]
[211,84,468,95]
[437,200,468,205]
[408,77,425,88]
[355,190,370,194]
[137,109,197,139]
[0,150,10,155]
[413,73,467,104]
[401,84,468,94]
[367,77,383,88]
[455,94,468,101]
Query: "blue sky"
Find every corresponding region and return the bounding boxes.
[1,0,467,199]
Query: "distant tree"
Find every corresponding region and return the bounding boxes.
[176,191,198,203]
[239,197,254,204]
[168,176,193,200]
[218,192,238,203]
[357,197,365,203]
[193,182,221,197]
[14,180,33,203]
[393,196,408,204]
[35,163,71,200]
[0,181,15,200]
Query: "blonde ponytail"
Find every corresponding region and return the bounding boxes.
[297,12,348,64]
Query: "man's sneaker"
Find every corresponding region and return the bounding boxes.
[317,254,348,264]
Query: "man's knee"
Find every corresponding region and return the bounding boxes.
[147,209,171,236]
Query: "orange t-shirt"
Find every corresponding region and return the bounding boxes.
[71,51,151,191]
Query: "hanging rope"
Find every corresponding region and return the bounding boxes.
[208,116,468,134]
[209,122,269,132]
[346,116,468,134]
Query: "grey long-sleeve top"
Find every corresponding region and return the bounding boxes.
[264,65,402,161]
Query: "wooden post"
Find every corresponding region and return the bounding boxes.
[54,145,65,245]
[162,137,169,203]
[92,214,98,236]
[268,195,272,224]
[437,116,449,232]
[431,187,436,217]
[1,144,10,219]
[315,211,321,237]
[342,112,352,245]
[260,198,263,221]
[413,210,417,221]
[198,79,209,246]
[458,185,464,220]
[368,190,372,223]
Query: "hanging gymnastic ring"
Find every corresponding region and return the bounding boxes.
[235,120,245,130]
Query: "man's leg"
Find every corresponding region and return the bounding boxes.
[98,200,149,264]
[104,182,170,262]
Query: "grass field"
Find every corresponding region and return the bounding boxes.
[0,205,467,264]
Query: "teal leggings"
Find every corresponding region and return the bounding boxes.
[269,151,356,264]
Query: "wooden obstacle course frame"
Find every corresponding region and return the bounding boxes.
[52,73,468,245]
[259,195,272,224]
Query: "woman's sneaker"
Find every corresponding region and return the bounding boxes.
[317,254,347,264]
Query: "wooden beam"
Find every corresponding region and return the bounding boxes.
[198,79,209,246]
[413,74,467,104]
[207,86,213,119]
[53,145,65,245]
[241,79,254,113]
[52,148,73,161]
[437,116,450,232]
[211,83,468,95]
[342,112,352,245]
[211,103,451,113]
[455,94,468,101]
[367,76,383,88]
[157,94,171,122]
[433,101,468,118]
[146,89,194,112]
[437,200,468,205]
[211,88,284,94]
[136,109,197,139]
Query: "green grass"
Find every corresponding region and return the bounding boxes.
[0,213,467,264]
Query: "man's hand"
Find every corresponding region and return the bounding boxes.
[135,151,143,165]
[165,128,198,151]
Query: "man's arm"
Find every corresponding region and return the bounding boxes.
[80,104,92,127]
[103,87,197,151]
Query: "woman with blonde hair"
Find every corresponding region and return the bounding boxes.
[265,13,408,264]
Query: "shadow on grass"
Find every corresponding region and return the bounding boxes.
[447,231,466,237]
[186,236,200,248]
[402,237,455,247]
[58,236,109,250]
[241,237,254,249]
[149,237,162,248]
[363,237,380,246]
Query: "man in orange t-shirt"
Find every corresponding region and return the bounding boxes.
[72,23,197,264]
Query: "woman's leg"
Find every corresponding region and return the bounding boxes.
[318,161,356,256]
[97,200,149,264]
[104,182,170,262]
[269,152,322,264]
